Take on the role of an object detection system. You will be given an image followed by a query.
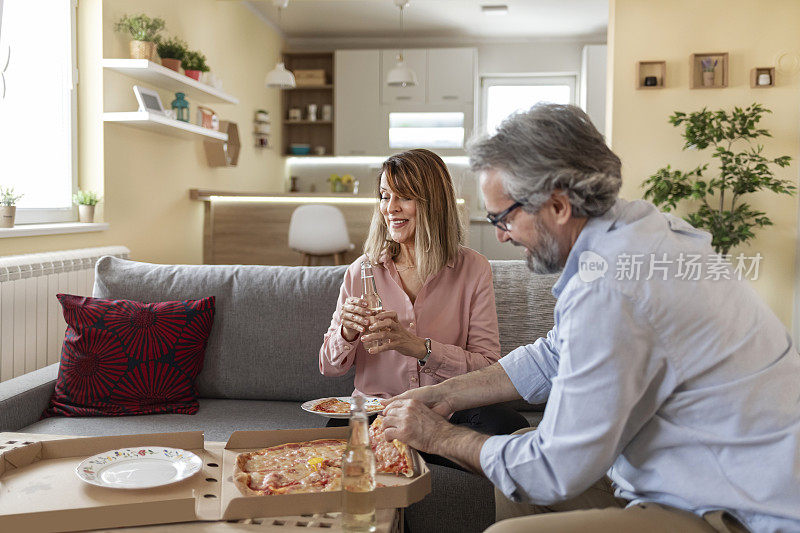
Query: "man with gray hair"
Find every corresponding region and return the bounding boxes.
[381,104,800,532]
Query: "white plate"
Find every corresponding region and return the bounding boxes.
[301,396,386,419]
[75,446,203,489]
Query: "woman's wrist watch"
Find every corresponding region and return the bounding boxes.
[418,338,432,365]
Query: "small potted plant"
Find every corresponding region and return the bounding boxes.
[114,14,165,61]
[73,190,102,223]
[156,36,187,72]
[0,186,23,228]
[701,58,718,87]
[182,50,209,81]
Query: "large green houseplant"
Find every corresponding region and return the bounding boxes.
[643,103,794,255]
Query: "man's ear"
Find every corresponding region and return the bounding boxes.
[549,190,573,226]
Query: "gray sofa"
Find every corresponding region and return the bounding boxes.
[0,256,557,533]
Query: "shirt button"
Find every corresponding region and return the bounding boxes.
[411,377,417,382]
[423,369,431,374]
[409,322,415,327]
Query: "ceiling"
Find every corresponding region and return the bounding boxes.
[244,0,608,42]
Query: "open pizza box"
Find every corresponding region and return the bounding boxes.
[0,428,431,532]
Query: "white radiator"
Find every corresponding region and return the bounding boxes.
[0,246,130,382]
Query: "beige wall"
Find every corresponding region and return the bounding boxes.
[608,0,800,330]
[1,0,286,263]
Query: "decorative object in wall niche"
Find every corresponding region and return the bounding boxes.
[197,106,219,130]
[701,58,717,87]
[155,36,187,72]
[307,103,318,121]
[183,50,209,81]
[73,190,102,223]
[290,176,300,192]
[204,121,240,166]
[288,108,302,121]
[171,92,189,122]
[114,14,165,61]
[0,186,23,228]
[636,60,666,89]
[254,109,271,148]
[322,104,332,121]
[314,145,326,156]
[643,103,794,255]
[133,85,166,115]
[750,67,775,88]
[690,53,728,89]
[1,44,10,99]
[328,174,354,193]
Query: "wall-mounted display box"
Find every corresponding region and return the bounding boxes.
[690,52,729,89]
[636,60,666,89]
[751,67,776,88]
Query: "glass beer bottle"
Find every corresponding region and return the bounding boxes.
[342,396,377,532]
[360,261,383,351]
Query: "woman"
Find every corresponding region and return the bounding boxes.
[319,149,527,447]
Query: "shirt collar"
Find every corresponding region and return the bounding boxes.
[551,198,625,298]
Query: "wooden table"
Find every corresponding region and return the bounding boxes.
[0,432,402,533]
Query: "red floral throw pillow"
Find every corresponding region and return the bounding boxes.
[42,294,215,418]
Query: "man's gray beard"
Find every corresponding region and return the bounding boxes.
[523,217,562,274]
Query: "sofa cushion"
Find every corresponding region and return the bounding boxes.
[25,399,328,442]
[43,294,215,418]
[93,257,354,401]
[489,260,557,357]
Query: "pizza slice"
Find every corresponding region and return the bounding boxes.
[368,415,415,477]
[312,398,352,414]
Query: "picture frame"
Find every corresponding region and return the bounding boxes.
[132,85,166,115]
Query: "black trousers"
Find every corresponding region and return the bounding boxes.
[326,403,530,470]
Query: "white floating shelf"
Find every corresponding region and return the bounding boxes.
[104,112,228,142]
[102,59,239,104]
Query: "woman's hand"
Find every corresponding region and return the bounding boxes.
[361,310,427,359]
[340,297,373,342]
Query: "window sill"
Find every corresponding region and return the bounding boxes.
[0,222,109,238]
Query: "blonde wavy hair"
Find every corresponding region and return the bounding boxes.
[363,149,463,282]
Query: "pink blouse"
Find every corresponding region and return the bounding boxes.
[319,247,501,398]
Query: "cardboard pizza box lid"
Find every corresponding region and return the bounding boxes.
[0,432,207,532]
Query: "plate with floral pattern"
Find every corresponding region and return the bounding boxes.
[75,446,203,489]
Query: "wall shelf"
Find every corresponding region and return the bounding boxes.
[751,67,776,88]
[286,85,334,90]
[285,120,333,125]
[636,60,666,89]
[102,59,239,104]
[690,52,729,89]
[104,112,228,142]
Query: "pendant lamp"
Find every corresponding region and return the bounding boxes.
[265,0,296,89]
[386,0,417,87]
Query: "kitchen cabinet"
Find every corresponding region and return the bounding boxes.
[335,50,386,155]
[380,49,428,104]
[427,48,475,104]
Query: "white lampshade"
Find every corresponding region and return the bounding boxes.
[386,58,418,88]
[265,62,296,89]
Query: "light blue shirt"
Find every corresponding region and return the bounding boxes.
[480,199,800,532]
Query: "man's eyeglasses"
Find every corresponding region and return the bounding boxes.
[486,201,524,232]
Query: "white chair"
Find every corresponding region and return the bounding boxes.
[288,204,355,266]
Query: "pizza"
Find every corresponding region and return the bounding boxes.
[234,438,346,495]
[234,417,414,496]
[310,397,385,415]
[368,415,415,477]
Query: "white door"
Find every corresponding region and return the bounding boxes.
[334,50,386,156]
[427,48,475,104]
[380,49,427,105]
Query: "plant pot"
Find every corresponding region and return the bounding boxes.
[161,58,182,72]
[702,71,715,87]
[78,205,95,223]
[129,40,157,61]
[0,205,16,228]
[185,70,202,81]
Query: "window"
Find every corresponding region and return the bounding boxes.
[389,112,465,150]
[481,75,576,134]
[0,0,77,224]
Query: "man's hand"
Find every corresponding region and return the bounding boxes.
[381,398,448,453]
[380,397,490,473]
[380,384,455,418]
